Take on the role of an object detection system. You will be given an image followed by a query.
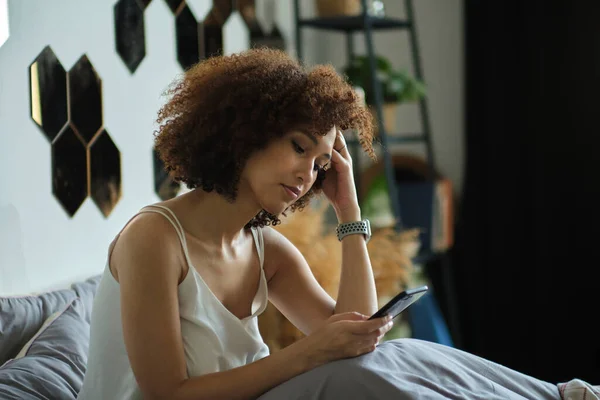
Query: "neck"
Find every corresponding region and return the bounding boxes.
[171,187,262,247]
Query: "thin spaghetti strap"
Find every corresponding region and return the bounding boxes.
[138,208,186,245]
[142,205,195,268]
[106,206,185,265]
[250,227,265,268]
[145,205,188,246]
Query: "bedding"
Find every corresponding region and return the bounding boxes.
[0,298,89,399]
[258,339,596,400]
[0,288,77,364]
[1,275,597,399]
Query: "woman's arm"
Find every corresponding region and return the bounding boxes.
[267,131,379,331]
[333,207,378,316]
[113,213,390,400]
[171,342,311,400]
[263,226,336,335]
[323,130,379,317]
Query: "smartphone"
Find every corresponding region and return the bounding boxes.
[368,285,429,320]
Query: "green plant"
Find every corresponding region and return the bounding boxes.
[343,55,426,105]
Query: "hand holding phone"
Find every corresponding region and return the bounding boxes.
[368,285,429,320]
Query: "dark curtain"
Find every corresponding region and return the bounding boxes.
[454,0,600,384]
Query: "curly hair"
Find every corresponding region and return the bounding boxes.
[153,47,375,228]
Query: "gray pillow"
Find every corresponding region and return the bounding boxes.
[0,288,76,364]
[70,274,101,323]
[0,297,90,400]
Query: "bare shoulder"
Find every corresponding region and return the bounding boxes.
[111,210,190,396]
[110,211,185,283]
[261,226,306,279]
[118,211,180,246]
[261,226,300,257]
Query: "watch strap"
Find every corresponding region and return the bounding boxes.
[336,219,371,243]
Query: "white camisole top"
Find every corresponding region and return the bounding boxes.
[78,205,270,399]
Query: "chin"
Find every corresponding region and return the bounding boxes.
[261,204,285,217]
[259,199,291,218]
[254,187,296,218]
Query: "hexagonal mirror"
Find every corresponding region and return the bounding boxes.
[237,0,256,28]
[251,24,285,51]
[153,149,180,201]
[89,129,122,217]
[165,0,184,14]
[0,0,8,48]
[29,46,68,142]
[175,4,200,69]
[201,10,224,59]
[114,0,147,73]
[68,55,103,144]
[212,0,232,24]
[52,125,88,216]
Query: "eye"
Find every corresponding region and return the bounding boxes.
[292,140,305,154]
[314,163,330,173]
[316,167,327,181]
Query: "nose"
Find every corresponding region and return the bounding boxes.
[296,159,316,185]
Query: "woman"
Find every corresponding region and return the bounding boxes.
[79,48,590,400]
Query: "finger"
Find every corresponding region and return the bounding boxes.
[328,148,350,173]
[384,319,395,334]
[346,316,393,335]
[329,311,369,323]
[365,324,391,341]
[334,130,351,160]
[369,322,393,344]
[330,146,344,163]
[351,342,378,357]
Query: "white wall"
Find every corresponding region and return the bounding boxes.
[0,0,463,295]
[0,0,8,48]
[0,0,248,295]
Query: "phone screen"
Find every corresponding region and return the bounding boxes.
[368,285,428,320]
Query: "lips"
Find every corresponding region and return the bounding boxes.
[282,184,301,198]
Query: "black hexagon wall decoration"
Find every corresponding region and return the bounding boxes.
[29,46,68,142]
[153,149,181,201]
[212,0,233,23]
[89,130,122,217]
[201,9,225,59]
[114,0,147,73]
[175,4,200,70]
[51,125,88,216]
[164,0,184,14]
[68,55,103,144]
[139,0,153,9]
[31,48,122,218]
[235,0,285,50]
[237,0,260,32]
[151,0,286,201]
[251,24,286,51]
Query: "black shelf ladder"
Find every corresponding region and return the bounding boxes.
[293,0,437,231]
[293,0,462,348]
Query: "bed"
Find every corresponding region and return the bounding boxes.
[1,274,596,399]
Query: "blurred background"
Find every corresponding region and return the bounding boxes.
[0,0,597,385]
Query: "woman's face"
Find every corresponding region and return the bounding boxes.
[242,126,337,215]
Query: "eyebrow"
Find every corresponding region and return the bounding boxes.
[299,131,332,160]
[299,130,318,144]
